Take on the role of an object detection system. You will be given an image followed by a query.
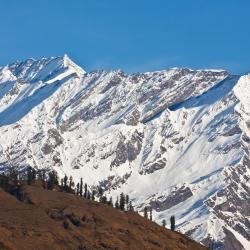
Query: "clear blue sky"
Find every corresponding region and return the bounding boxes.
[1,0,249,74]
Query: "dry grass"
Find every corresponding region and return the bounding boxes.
[0,185,208,250]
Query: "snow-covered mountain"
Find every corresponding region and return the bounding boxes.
[0,55,249,249]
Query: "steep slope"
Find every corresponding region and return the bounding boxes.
[0,56,249,249]
[0,183,207,250]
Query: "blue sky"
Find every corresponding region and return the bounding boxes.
[1,0,249,74]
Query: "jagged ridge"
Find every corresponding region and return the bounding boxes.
[0,55,249,249]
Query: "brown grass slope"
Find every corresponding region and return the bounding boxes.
[0,185,207,250]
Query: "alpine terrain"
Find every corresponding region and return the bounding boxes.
[0,55,249,249]
[0,176,207,250]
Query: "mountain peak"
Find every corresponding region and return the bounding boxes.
[60,54,86,76]
[0,66,17,82]
[62,53,71,63]
[7,55,86,83]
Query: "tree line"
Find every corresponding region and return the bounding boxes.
[1,166,135,212]
[2,166,176,231]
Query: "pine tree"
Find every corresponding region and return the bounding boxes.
[54,171,59,185]
[119,193,125,210]
[0,173,10,190]
[144,207,148,219]
[162,219,166,227]
[125,194,129,210]
[98,187,103,197]
[149,207,152,221]
[108,197,113,207]
[63,175,68,189]
[91,190,95,201]
[32,168,36,183]
[47,173,53,190]
[76,183,80,195]
[101,195,107,204]
[12,169,19,186]
[41,169,46,189]
[47,171,56,190]
[27,167,33,185]
[115,196,119,209]
[8,164,18,185]
[128,201,134,211]
[84,183,87,198]
[69,176,73,189]
[170,215,175,231]
[79,178,83,196]
[87,191,91,200]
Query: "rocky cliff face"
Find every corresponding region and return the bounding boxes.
[0,55,249,249]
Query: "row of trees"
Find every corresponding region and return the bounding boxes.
[74,178,134,211]
[23,167,135,212]
[3,166,175,231]
[22,167,135,212]
[3,166,72,192]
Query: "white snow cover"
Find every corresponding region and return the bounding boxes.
[0,55,249,249]
[234,73,250,114]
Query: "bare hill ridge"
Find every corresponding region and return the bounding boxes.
[0,183,207,250]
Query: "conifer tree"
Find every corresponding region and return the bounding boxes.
[47,171,58,190]
[54,171,59,185]
[129,201,134,211]
[63,175,68,189]
[144,207,148,219]
[79,178,83,196]
[98,187,103,197]
[37,169,46,188]
[162,219,166,227]
[91,190,95,201]
[69,176,73,189]
[0,173,10,190]
[108,197,113,207]
[12,169,19,186]
[87,191,91,200]
[76,183,80,195]
[119,193,125,210]
[125,194,129,210]
[32,168,36,183]
[115,196,119,209]
[8,164,18,185]
[170,215,175,231]
[41,169,46,189]
[84,183,87,198]
[27,167,33,185]
[101,195,107,204]
[60,178,64,187]
[149,207,152,221]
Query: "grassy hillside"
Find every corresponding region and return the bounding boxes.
[0,177,207,250]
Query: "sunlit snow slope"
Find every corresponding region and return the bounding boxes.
[0,55,249,249]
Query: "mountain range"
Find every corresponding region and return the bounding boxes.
[0,55,249,249]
